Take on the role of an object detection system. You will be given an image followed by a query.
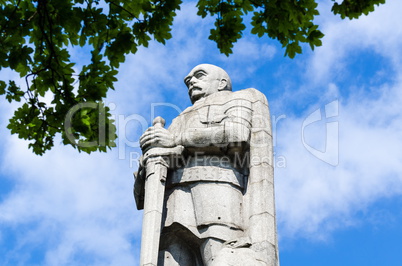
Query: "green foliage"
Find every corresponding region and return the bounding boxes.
[0,0,385,155]
[197,0,324,57]
[332,0,386,19]
[0,0,181,155]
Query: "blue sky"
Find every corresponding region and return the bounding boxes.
[1,0,402,265]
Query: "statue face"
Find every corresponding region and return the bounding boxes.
[184,64,225,104]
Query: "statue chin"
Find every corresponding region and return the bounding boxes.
[190,94,203,103]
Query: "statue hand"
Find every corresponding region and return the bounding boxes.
[139,126,176,151]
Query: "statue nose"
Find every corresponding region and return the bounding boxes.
[189,76,197,85]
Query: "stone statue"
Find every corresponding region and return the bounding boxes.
[134,64,279,265]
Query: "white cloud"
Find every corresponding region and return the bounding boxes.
[274,0,402,242]
[275,82,402,237]
[310,0,402,85]
[0,134,140,265]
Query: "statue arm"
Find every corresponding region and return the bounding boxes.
[174,121,251,148]
[133,156,145,210]
[175,103,253,148]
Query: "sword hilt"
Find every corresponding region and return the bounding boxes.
[153,116,165,128]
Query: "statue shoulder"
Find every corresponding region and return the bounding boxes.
[232,88,268,106]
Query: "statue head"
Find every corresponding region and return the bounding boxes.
[184,64,232,104]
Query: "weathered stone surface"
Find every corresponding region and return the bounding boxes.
[134,64,279,265]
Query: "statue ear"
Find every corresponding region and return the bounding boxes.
[218,78,228,91]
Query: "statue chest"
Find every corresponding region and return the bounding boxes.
[169,104,229,133]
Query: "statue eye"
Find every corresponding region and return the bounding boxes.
[195,72,206,79]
